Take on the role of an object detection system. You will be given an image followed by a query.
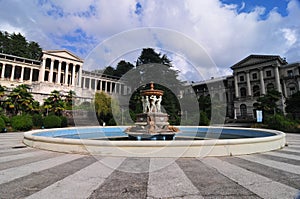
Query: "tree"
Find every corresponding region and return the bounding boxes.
[0,85,6,113]
[254,90,282,116]
[65,90,76,110]
[0,31,42,59]
[285,91,300,119]
[102,66,115,77]
[5,84,37,115]
[94,91,120,125]
[43,90,65,116]
[114,60,134,78]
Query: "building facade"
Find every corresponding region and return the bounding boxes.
[191,55,300,119]
[0,50,129,103]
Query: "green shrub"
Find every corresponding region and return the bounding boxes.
[1,115,10,125]
[44,115,61,128]
[265,114,298,132]
[60,116,68,127]
[0,117,5,132]
[11,115,33,131]
[32,114,43,128]
[199,111,210,126]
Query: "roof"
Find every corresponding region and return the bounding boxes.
[43,50,83,62]
[230,54,287,70]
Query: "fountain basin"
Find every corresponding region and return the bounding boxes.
[23,126,286,157]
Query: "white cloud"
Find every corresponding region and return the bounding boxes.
[0,0,300,79]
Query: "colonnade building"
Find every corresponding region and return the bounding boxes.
[1,50,299,120]
[191,54,300,119]
[0,50,129,103]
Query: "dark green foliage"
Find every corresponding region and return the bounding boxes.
[60,116,68,127]
[0,115,10,125]
[43,115,62,128]
[102,61,134,78]
[285,91,300,120]
[11,115,33,131]
[0,31,42,59]
[254,90,281,116]
[5,84,38,116]
[265,114,298,132]
[199,111,210,126]
[32,114,43,128]
[0,117,5,132]
[43,90,65,116]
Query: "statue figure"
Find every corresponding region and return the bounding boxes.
[145,96,150,113]
[156,96,162,112]
[141,97,146,113]
[149,95,157,112]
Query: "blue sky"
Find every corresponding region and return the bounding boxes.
[0,0,299,81]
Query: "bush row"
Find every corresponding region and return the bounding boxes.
[0,114,68,132]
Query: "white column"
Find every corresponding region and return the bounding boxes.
[29,68,33,83]
[234,73,239,98]
[49,59,54,83]
[104,81,107,92]
[10,64,15,81]
[39,58,46,82]
[72,64,76,86]
[78,64,82,87]
[259,69,266,95]
[64,62,69,85]
[89,78,92,90]
[57,60,62,84]
[94,79,97,92]
[1,63,6,80]
[100,80,102,91]
[282,80,287,97]
[274,66,282,93]
[110,82,113,93]
[246,71,251,96]
[20,66,24,82]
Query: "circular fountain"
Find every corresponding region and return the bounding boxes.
[23,82,286,157]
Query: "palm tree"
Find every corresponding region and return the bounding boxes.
[65,90,76,110]
[5,84,36,115]
[43,90,66,116]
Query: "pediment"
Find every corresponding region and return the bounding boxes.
[43,50,83,62]
[231,54,284,69]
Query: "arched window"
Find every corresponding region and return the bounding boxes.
[267,83,275,92]
[240,87,247,97]
[253,85,260,97]
[240,104,247,117]
[287,83,296,96]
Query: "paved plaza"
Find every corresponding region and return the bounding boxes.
[0,132,299,199]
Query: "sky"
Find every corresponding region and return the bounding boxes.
[0,0,300,81]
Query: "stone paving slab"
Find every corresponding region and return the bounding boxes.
[0,132,299,198]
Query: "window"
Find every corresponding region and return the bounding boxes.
[266,70,272,77]
[240,104,247,117]
[290,87,296,95]
[252,73,257,80]
[253,85,260,97]
[239,75,244,82]
[287,70,293,77]
[240,87,247,97]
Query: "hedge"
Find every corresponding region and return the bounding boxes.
[0,117,5,132]
[44,115,61,128]
[11,115,33,131]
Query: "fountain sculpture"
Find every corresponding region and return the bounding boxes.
[125,82,179,140]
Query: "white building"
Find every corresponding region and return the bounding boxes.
[0,50,129,103]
